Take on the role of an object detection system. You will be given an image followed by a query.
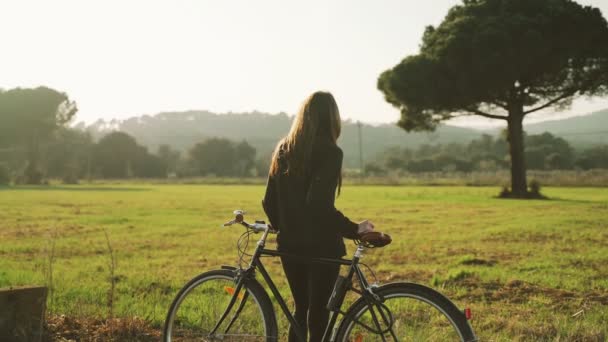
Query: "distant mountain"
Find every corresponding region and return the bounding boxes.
[78,111,483,168]
[523,109,608,148]
[477,109,608,148]
[77,108,607,167]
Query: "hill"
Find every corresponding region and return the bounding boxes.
[77,108,607,167]
[523,109,608,148]
[78,111,483,168]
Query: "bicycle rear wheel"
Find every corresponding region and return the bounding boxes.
[336,283,476,342]
[163,269,278,342]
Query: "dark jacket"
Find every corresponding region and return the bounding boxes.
[262,141,359,258]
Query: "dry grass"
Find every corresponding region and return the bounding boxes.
[1,184,607,341]
[44,315,160,342]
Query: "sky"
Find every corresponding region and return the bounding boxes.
[1,0,607,128]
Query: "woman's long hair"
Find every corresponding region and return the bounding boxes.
[269,91,342,188]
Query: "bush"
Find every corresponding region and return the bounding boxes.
[498,186,510,198]
[528,179,541,196]
[364,162,387,176]
[62,173,79,185]
[497,179,546,199]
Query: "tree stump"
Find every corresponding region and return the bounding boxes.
[0,286,47,342]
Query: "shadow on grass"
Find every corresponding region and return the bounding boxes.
[545,197,599,204]
[491,194,598,204]
[0,185,150,192]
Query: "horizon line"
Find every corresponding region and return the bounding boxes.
[72,106,608,130]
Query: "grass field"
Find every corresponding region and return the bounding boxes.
[1,184,607,341]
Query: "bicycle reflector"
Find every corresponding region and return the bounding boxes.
[464,307,472,320]
[224,286,245,300]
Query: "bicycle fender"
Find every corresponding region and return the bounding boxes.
[335,282,476,341]
[351,282,469,317]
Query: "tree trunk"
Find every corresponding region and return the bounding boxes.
[507,106,527,197]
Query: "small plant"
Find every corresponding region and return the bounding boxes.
[528,179,541,196]
[62,173,79,185]
[498,186,510,198]
[497,180,547,199]
[43,227,59,317]
[445,269,477,284]
[430,269,478,287]
[102,228,117,320]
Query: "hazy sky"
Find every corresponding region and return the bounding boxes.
[1,0,607,127]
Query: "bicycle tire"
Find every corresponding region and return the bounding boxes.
[335,282,476,342]
[163,269,278,342]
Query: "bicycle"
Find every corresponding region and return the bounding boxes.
[163,210,477,341]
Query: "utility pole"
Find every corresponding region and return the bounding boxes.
[357,121,364,177]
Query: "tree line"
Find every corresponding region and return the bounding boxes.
[365,133,608,176]
[1,130,262,184]
[1,130,261,185]
[2,84,607,186]
[3,119,606,185]
[0,88,261,185]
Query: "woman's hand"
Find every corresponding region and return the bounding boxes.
[357,220,375,235]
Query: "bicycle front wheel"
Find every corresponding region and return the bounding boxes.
[163,269,278,342]
[336,283,476,342]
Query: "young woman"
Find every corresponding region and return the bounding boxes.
[263,91,374,342]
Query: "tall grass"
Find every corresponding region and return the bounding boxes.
[43,169,608,187]
[102,228,117,319]
[43,227,58,316]
[345,169,608,187]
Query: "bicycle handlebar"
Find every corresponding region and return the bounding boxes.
[222,210,273,233]
[222,210,390,248]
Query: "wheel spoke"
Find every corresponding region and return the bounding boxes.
[164,271,276,342]
[339,285,475,342]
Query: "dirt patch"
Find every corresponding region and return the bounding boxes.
[481,231,560,244]
[506,320,606,342]
[486,251,521,262]
[582,292,608,306]
[445,247,479,256]
[1,224,97,242]
[0,224,44,239]
[460,258,497,266]
[44,315,160,342]
[455,278,608,307]
[133,281,174,297]
[492,279,576,303]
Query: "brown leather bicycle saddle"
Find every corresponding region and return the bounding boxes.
[357,231,392,248]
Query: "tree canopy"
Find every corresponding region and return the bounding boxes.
[93,131,167,179]
[189,138,256,177]
[378,0,608,197]
[0,87,78,183]
[0,87,77,142]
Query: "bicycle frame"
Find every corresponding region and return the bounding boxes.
[211,227,388,342]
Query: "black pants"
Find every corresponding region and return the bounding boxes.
[281,256,340,342]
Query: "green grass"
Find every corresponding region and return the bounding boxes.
[1,184,607,341]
